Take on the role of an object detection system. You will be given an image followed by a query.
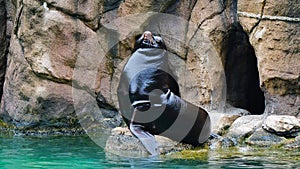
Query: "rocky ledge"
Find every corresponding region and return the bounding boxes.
[105,127,193,157]
[105,114,300,157]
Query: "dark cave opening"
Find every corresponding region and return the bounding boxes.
[224,24,265,115]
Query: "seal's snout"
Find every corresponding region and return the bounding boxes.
[143,31,152,40]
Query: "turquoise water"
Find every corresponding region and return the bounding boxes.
[0,135,299,169]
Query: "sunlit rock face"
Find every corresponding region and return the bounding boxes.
[0,0,298,134]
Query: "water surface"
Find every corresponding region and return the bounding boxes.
[0,135,299,168]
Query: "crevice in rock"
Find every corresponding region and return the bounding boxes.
[224,23,265,115]
[163,0,197,59]
[249,0,266,34]
[96,91,117,111]
[32,71,73,85]
[13,3,23,37]
[72,80,97,98]
[189,7,226,47]
[188,0,198,19]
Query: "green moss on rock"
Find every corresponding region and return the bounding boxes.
[166,147,209,160]
[0,119,13,129]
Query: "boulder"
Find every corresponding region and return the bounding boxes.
[213,114,241,136]
[105,127,192,157]
[262,115,300,137]
[210,105,250,135]
[246,128,287,147]
[227,115,263,140]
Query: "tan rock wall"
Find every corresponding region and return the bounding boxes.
[238,0,300,116]
[0,0,106,130]
[0,0,299,131]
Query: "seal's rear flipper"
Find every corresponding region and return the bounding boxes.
[129,123,159,156]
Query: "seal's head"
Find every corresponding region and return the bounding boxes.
[132,31,166,53]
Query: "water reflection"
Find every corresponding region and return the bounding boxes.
[0,135,299,168]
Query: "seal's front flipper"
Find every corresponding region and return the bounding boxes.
[129,123,159,156]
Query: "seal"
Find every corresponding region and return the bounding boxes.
[117,31,211,155]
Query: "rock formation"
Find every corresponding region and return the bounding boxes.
[238,0,300,116]
[0,0,299,154]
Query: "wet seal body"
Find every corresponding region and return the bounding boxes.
[117,32,211,155]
